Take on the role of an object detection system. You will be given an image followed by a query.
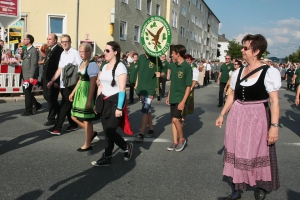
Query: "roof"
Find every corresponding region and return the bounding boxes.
[218,34,229,42]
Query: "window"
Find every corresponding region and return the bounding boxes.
[147,0,152,15]
[188,1,191,13]
[180,26,185,37]
[192,0,196,5]
[135,0,141,10]
[173,0,178,4]
[121,0,128,4]
[171,10,178,28]
[156,4,161,16]
[119,20,127,40]
[196,0,200,9]
[134,25,140,42]
[48,15,66,35]
[181,5,186,17]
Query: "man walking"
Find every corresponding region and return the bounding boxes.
[160,54,169,97]
[42,33,63,126]
[46,34,81,135]
[204,60,211,85]
[128,53,139,104]
[20,34,41,116]
[217,55,234,107]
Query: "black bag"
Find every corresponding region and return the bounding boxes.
[63,63,79,88]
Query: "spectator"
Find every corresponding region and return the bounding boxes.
[1,49,18,65]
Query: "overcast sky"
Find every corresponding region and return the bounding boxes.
[205,0,300,58]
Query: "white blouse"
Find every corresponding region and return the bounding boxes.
[78,62,99,77]
[230,66,281,93]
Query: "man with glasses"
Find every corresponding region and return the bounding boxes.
[217,55,234,107]
[42,33,63,125]
[46,34,82,135]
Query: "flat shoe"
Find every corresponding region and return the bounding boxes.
[77,146,93,152]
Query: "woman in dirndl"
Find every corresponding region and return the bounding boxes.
[69,43,99,152]
[197,61,205,87]
[216,34,281,200]
[181,54,199,125]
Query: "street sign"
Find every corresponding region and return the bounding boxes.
[0,0,18,17]
[0,0,20,28]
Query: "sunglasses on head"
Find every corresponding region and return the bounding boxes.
[242,46,251,51]
[104,49,111,53]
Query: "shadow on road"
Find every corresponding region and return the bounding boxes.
[286,189,300,200]
[280,110,300,137]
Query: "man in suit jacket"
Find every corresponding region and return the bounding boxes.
[42,33,63,126]
[21,34,41,116]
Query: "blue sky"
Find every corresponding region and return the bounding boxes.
[205,0,300,58]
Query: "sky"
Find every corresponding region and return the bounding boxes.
[205,0,300,58]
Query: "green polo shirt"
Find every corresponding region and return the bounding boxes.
[295,68,300,84]
[129,61,138,83]
[192,62,197,70]
[161,61,169,75]
[169,61,192,104]
[220,63,234,83]
[136,54,162,96]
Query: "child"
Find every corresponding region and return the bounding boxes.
[166,45,192,152]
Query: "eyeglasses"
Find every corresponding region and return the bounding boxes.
[234,64,239,65]
[79,51,89,53]
[61,41,70,43]
[104,49,111,53]
[225,58,230,59]
[242,46,251,51]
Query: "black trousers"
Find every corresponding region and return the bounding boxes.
[214,72,219,82]
[101,105,128,157]
[55,87,77,129]
[287,77,293,90]
[204,71,210,85]
[159,77,166,97]
[219,82,226,105]
[23,84,38,112]
[129,82,135,102]
[43,82,60,122]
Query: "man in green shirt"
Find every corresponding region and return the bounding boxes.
[159,54,169,97]
[217,55,234,107]
[166,44,192,152]
[128,53,139,103]
[134,52,162,142]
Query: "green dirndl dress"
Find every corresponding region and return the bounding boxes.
[71,63,95,121]
[182,89,194,115]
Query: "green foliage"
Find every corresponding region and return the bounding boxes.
[286,46,300,62]
[224,39,242,59]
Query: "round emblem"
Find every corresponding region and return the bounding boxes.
[141,16,172,57]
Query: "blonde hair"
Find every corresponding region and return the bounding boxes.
[79,42,92,52]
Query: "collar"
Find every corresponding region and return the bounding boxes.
[64,47,72,54]
[51,44,58,51]
[27,45,33,51]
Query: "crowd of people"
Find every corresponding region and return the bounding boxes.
[1,32,296,200]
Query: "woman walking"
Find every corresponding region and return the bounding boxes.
[92,41,133,166]
[216,34,281,200]
[69,43,99,152]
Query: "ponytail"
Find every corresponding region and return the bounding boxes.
[111,54,120,87]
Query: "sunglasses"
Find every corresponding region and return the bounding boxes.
[225,58,230,59]
[104,49,111,53]
[242,46,251,51]
[234,63,239,65]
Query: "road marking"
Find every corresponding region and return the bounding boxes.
[96,136,171,143]
[283,143,300,146]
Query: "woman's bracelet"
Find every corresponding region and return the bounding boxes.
[116,108,123,111]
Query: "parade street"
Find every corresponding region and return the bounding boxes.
[0,81,300,200]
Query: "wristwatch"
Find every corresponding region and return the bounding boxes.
[271,123,279,127]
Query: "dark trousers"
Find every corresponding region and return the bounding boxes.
[23,84,38,112]
[214,72,219,82]
[129,82,135,102]
[55,87,77,129]
[43,83,60,122]
[101,105,128,157]
[204,71,210,85]
[287,77,293,90]
[219,82,227,105]
[159,77,166,97]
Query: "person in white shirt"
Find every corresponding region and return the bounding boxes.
[46,34,82,135]
[203,60,211,85]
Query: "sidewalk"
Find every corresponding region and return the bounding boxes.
[0,94,47,104]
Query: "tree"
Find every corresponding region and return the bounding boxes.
[224,39,242,59]
[261,50,270,58]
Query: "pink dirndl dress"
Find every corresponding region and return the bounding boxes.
[223,66,280,191]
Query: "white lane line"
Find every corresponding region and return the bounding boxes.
[283,143,300,146]
[95,136,171,143]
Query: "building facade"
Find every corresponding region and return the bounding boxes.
[18,0,219,58]
[218,34,229,62]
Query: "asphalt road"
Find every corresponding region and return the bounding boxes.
[0,81,299,200]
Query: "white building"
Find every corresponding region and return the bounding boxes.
[218,34,229,62]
